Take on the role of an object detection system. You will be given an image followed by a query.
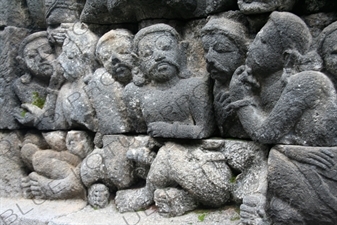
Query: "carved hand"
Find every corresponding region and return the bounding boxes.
[147,122,174,138]
[275,145,335,170]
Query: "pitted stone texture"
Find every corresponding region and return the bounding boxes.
[81,135,158,194]
[81,0,236,24]
[0,131,25,198]
[0,27,30,129]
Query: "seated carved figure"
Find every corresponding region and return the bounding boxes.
[13,31,59,126]
[201,12,249,138]
[20,23,99,131]
[123,24,215,139]
[229,12,337,225]
[84,29,133,134]
[21,130,93,199]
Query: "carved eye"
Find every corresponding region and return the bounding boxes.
[27,52,37,59]
[156,36,173,51]
[141,48,153,58]
[213,43,231,53]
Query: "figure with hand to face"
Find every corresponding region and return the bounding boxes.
[229,12,337,225]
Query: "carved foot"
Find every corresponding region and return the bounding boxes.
[240,193,270,225]
[115,187,154,212]
[88,183,110,209]
[154,188,198,217]
[21,177,33,199]
[28,172,48,199]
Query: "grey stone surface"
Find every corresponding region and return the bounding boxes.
[0,26,30,129]
[0,198,87,225]
[0,0,31,27]
[0,131,25,198]
[268,145,337,225]
[80,0,236,24]
[237,0,297,15]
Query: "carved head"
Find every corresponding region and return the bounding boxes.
[18,31,56,81]
[96,29,134,85]
[237,0,297,15]
[317,21,337,77]
[246,12,311,75]
[201,16,249,83]
[88,183,110,209]
[45,0,84,25]
[66,130,93,159]
[133,24,182,84]
[58,23,98,81]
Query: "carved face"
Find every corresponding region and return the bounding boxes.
[137,32,180,83]
[58,40,85,81]
[97,36,133,85]
[23,38,55,80]
[322,30,337,77]
[66,131,91,159]
[237,0,295,14]
[202,33,244,83]
[246,20,284,75]
[47,23,73,46]
[88,184,110,209]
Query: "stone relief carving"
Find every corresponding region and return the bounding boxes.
[123,24,215,139]
[20,130,93,199]
[201,12,250,138]
[84,29,133,135]
[1,1,337,225]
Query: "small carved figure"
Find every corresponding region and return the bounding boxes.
[123,24,215,139]
[45,0,84,26]
[21,130,93,199]
[19,23,99,131]
[13,31,58,127]
[81,135,161,209]
[229,12,337,225]
[237,0,297,14]
[201,13,249,138]
[85,29,133,134]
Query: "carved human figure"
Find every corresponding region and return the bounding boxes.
[84,29,133,135]
[201,13,249,138]
[45,0,84,26]
[237,0,297,14]
[13,31,60,126]
[21,130,93,199]
[81,135,160,209]
[317,21,337,90]
[19,23,99,131]
[123,24,215,139]
[229,12,337,225]
[115,139,232,216]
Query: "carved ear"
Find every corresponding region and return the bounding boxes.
[283,49,298,69]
